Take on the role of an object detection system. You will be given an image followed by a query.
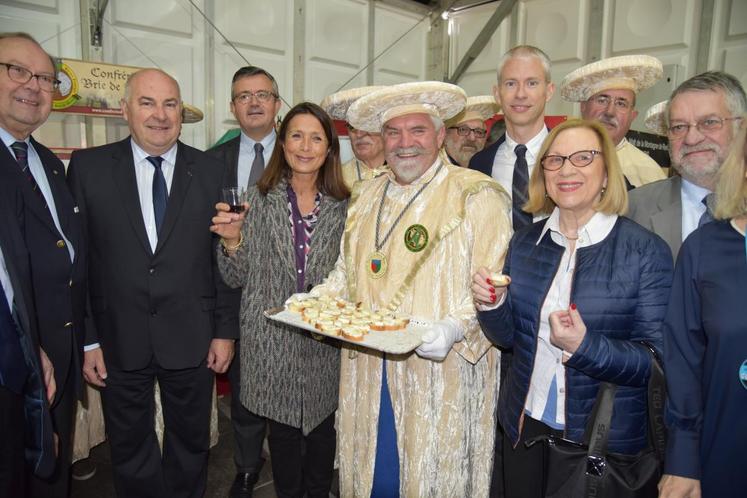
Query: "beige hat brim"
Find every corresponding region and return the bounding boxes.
[445,95,500,127]
[320,86,387,120]
[182,103,204,124]
[560,55,663,102]
[644,100,668,136]
[348,81,466,132]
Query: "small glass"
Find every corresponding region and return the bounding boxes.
[222,187,246,213]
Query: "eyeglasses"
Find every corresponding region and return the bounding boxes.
[233,90,278,104]
[589,94,633,111]
[448,125,487,139]
[0,62,60,92]
[541,150,602,171]
[667,116,743,139]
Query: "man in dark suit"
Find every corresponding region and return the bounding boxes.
[0,185,57,496]
[67,68,238,498]
[628,71,746,261]
[0,31,85,497]
[206,65,280,498]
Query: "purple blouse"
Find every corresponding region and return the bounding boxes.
[286,185,322,292]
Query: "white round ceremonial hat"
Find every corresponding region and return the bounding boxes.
[348,81,467,133]
[560,55,663,102]
[320,86,386,121]
[182,103,204,124]
[644,100,668,136]
[446,95,501,127]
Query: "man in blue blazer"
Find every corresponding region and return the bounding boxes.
[0,32,85,497]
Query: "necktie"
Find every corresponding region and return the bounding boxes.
[10,141,46,207]
[698,193,715,227]
[247,143,265,189]
[512,144,532,230]
[147,156,168,234]
[0,289,27,395]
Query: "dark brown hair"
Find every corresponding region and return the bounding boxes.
[256,102,349,200]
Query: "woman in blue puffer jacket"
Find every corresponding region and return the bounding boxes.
[472,119,673,498]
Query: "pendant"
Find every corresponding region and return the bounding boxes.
[368,251,388,279]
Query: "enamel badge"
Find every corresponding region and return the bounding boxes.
[368,251,387,279]
[404,224,428,252]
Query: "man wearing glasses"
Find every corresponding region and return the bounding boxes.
[443,96,499,167]
[561,55,667,188]
[628,71,746,260]
[321,86,388,189]
[0,32,86,497]
[206,65,281,498]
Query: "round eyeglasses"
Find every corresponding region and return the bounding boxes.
[448,125,487,139]
[541,150,602,171]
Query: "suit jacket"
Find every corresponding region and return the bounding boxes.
[67,138,239,371]
[206,135,242,185]
[0,187,56,478]
[0,137,86,401]
[468,133,505,176]
[627,176,682,260]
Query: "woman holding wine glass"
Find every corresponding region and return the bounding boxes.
[471,119,673,498]
[210,101,349,498]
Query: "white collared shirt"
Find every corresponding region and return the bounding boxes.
[490,126,549,196]
[0,127,74,262]
[680,178,711,242]
[238,130,276,188]
[130,139,177,252]
[524,208,618,427]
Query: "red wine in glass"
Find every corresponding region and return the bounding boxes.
[222,187,246,214]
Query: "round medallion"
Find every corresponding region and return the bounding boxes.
[740,360,747,391]
[404,224,429,253]
[368,251,388,279]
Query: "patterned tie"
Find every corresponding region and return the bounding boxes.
[0,290,27,395]
[10,141,46,207]
[247,142,265,188]
[512,144,532,230]
[698,193,715,227]
[146,156,168,233]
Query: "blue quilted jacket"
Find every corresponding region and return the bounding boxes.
[478,216,673,454]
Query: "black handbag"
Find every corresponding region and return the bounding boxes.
[525,343,666,498]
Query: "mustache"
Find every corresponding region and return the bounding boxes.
[353,138,374,147]
[391,146,426,156]
[598,115,619,128]
[679,143,720,156]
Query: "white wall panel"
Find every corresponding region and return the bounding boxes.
[0,0,58,11]
[373,4,426,84]
[448,3,511,97]
[213,0,289,53]
[708,0,747,92]
[306,61,366,105]
[111,0,193,36]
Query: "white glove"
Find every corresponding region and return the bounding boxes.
[415,317,464,362]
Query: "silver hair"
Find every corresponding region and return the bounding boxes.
[0,32,58,72]
[666,71,747,134]
[496,45,552,83]
[123,68,182,103]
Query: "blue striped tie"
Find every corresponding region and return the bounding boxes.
[512,144,532,230]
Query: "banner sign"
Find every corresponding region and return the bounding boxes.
[52,58,140,117]
[626,129,671,168]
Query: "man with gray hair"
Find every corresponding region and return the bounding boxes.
[470,45,555,232]
[628,71,746,260]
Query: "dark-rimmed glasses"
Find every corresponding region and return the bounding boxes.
[232,90,278,104]
[448,125,487,139]
[0,62,60,92]
[667,116,743,139]
[588,94,633,111]
[541,150,602,171]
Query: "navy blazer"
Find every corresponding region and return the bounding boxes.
[478,216,673,454]
[0,137,86,401]
[0,187,56,478]
[468,133,505,177]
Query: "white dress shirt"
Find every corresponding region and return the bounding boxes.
[524,208,618,427]
[490,126,549,196]
[680,178,711,242]
[238,129,276,188]
[130,139,177,252]
[0,127,74,262]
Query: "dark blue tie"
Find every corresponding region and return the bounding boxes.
[512,144,532,230]
[10,141,47,209]
[698,193,714,228]
[0,288,27,394]
[147,156,168,233]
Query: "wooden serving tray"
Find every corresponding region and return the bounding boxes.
[264,307,428,354]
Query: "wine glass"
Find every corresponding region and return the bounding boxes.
[222,187,246,213]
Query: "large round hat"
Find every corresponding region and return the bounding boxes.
[560,55,663,102]
[644,100,668,136]
[348,81,466,132]
[445,95,500,127]
[182,103,204,124]
[320,86,386,121]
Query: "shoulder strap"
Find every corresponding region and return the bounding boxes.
[641,341,667,462]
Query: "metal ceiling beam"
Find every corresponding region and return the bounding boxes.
[447,0,517,83]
